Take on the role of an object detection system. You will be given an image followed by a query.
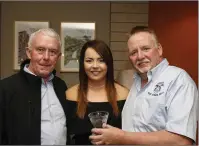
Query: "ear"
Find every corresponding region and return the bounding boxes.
[157,43,163,57]
[57,52,62,60]
[26,48,32,59]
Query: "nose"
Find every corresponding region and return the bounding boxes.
[92,61,99,68]
[137,50,144,60]
[43,50,50,60]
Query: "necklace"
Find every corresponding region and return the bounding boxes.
[88,84,105,89]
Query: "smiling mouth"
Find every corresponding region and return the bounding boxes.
[40,64,51,67]
[137,62,148,67]
[91,71,100,75]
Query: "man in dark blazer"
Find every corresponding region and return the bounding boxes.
[0,28,68,145]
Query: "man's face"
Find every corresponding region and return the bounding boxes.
[127,32,163,77]
[26,33,61,78]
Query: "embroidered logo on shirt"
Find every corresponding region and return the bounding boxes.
[148,82,164,96]
[154,82,164,93]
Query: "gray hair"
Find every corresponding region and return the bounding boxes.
[27,28,62,50]
[129,26,160,48]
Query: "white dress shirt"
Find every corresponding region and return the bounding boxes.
[122,59,198,142]
[24,65,66,145]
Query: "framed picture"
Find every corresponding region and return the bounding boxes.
[14,21,49,70]
[60,22,95,72]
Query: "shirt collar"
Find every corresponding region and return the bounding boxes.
[24,64,54,82]
[150,58,169,80]
[133,58,169,82]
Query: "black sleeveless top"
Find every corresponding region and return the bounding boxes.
[66,99,126,145]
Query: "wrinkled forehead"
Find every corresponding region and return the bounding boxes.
[127,32,157,49]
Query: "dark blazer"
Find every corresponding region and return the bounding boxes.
[0,60,67,144]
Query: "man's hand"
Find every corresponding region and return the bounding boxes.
[89,123,125,145]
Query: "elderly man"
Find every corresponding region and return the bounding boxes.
[0,28,67,144]
[90,26,198,145]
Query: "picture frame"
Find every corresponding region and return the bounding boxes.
[60,22,95,72]
[14,21,49,70]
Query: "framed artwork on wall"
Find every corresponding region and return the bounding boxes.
[60,22,95,72]
[14,21,49,70]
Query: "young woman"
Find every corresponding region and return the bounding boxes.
[66,40,129,144]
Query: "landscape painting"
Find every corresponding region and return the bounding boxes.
[60,22,95,72]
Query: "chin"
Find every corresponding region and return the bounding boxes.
[90,77,104,81]
[39,72,51,78]
[91,78,101,81]
[137,68,150,74]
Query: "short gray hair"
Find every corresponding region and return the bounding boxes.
[129,26,160,48]
[27,28,62,50]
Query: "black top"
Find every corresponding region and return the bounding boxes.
[66,99,125,145]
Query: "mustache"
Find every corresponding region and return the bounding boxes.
[136,60,149,65]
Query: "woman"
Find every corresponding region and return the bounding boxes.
[66,40,129,145]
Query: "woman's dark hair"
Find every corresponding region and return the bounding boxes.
[77,40,118,118]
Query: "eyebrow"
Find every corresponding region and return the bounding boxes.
[85,57,103,60]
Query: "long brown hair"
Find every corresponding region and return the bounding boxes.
[77,40,119,118]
